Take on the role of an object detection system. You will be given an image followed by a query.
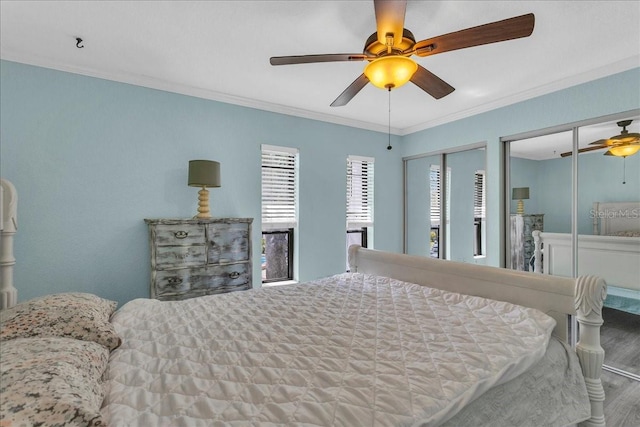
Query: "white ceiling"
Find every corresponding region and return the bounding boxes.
[1,1,639,138]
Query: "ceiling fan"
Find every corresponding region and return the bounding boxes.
[560,120,640,158]
[270,0,535,107]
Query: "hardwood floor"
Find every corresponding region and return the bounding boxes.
[602,307,640,375]
[600,307,640,427]
[602,370,640,427]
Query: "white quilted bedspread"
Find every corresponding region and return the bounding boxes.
[101,273,556,427]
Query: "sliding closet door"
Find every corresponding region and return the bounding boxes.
[577,117,640,378]
[507,130,573,272]
[506,111,640,380]
[404,145,486,262]
[406,155,442,258]
[446,149,486,263]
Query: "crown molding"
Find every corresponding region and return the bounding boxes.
[2,51,637,137]
[0,51,402,135]
[400,56,640,136]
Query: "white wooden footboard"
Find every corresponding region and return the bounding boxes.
[348,245,606,427]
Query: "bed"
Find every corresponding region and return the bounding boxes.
[0,177,607,426]
[533,201,640,315]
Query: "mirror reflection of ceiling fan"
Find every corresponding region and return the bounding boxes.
[560,120,640,158]
[270,0,535,107]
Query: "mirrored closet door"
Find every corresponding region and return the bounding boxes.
[504,110,640,380]
[507,130,573,273]
[404,145,486,264]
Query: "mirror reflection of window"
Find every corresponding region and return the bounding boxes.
[429,164,449,258]
[473,170,486,257]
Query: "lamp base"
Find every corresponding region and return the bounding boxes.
[196,187,211,218]
[516,199,525,215]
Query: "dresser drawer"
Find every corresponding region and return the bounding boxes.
[155,286,247,301]
[207,222,250,263]
[153,270,192,296]
[154,245,207,269]
[190,263,251,291]
[153,224,205,246]
[154,263,250,299]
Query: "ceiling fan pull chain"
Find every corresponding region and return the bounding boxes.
[623,156,626,184]
[387,87,392,150]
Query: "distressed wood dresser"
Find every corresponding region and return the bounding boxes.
[510,213,544,272]
[144,218,252,300]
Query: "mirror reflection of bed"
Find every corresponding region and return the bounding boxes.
[506,113,640,389]
[533,201,640,379]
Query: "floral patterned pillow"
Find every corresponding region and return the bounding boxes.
[0,292,121,351]
[0,337,108,426]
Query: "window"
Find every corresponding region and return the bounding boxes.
[347,155,374,229]
[346,155,374,269]
[261,144,298,283]
[261,229,293,282]
[473,170,486,257]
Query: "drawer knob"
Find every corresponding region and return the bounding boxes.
[229,271,241,279]
[174,231,189,239]
[167,277,183,286]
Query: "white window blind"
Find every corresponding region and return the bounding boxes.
[347,155,374,228]
[429,165,451,225]
[474,170,486,219]
[262,145,298,228]
[429,165,441,224]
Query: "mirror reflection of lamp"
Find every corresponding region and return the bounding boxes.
[512,187,529,215]
[188,160,220,218]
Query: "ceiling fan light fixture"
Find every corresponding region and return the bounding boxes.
[609,133,640,145]
[364,56,417,89]
[606,143,640,157]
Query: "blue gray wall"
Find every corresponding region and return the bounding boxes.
[0,60,403,306]
[1,59,639,306]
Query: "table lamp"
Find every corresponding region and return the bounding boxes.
[512,187,529,215]
[188,160,220,218]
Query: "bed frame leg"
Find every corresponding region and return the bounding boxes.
[575,275,607,427]
[0,178,18,309]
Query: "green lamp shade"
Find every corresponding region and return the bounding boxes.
[188,160,220,188]
[512,187,529,200]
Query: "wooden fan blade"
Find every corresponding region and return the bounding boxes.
[560,145,607,157]
[588,139,609,146]
[374,0,407,47]
[330,74,370,107]
[410,65,455,99]
[414,13,535,57]
[270,54,368,66]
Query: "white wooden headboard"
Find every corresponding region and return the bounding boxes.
[0,178,18,309]
[592,201,640,235]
